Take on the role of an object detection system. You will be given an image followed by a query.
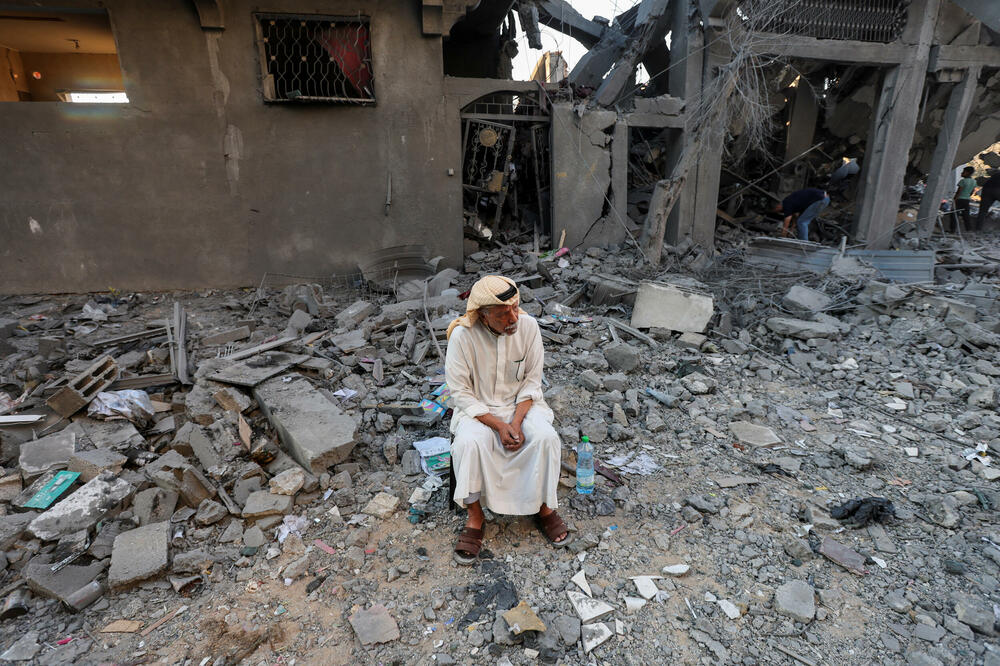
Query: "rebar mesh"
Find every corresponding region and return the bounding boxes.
[256,14,375,103]
[746,0,910,43]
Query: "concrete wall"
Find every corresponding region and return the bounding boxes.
[20,53,124,101]
[0,0,463,294]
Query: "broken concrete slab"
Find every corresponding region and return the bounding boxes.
[819,536,867,575]
[172,422,221,471]
[202,326,251,346]
[208,352,307,388]
[108,521,170,590]
[581,622,613,653]
[18,430,76,480]
[782,285,833,315]
[774,580,815,623]
[254,376,357,474]
[567,590,615,624]
[336,300,377,329]
[212,386,252,413]
[0,511,38,550]
[133,487,179,526]
[349,604,400,645]
[0,631,40,661]
[241,490,294,519]
[68,448,127,482]
[28,472,134,541]
[766,317,841,340]
[630,281,714,333]
[23,558,104,604]
[729,421,781,447]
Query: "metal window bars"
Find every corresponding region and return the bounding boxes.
[255,13,375,104]
[745,0,910,44]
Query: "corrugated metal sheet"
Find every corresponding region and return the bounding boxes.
[744,238,935,283]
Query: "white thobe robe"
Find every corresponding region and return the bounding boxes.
[445,314,561,514]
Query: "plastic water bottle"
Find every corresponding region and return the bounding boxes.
[576,435,594,495]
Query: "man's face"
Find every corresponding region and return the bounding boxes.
[480,303,520,336]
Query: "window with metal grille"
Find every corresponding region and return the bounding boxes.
[743,0,909,43]
[255,14,375,104]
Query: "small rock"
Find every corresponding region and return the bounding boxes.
[269,468,306,496]
[774,580,815,623]
[195,498,227,526]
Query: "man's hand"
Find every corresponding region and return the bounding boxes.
[496,422,523,451]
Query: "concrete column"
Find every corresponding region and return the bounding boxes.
[784,84,818,162]
[917,66,981,237]
[854,0,940,249]
[664,0,703,245]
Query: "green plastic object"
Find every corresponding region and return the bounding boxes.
[23,470,80,509]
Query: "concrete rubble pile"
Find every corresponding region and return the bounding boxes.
[0,236,999,664]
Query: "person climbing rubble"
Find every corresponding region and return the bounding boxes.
[444,275,572,565]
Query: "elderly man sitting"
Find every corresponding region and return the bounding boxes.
[445,275,572,564]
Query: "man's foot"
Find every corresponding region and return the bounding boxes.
[536,506,574,548]
[454,526,483,565]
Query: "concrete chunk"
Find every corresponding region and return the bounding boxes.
[363,492,399,518]
[336,300,377,329]
[766,317,840,340]
[19,430,76,480]
[0,512,38,550]
[729,421,781,447]
[242,490,294,519]
[349,604,399,645]
[28,472,134,541]
[775,580,815,623]
[254,377,357,474]
[782,285,832,315]
[68,448,127,482]
[567,590,615,624]
[24,558,104,604]
[133,487,179,525]
[108,521,170,590]
[630,282,713,333]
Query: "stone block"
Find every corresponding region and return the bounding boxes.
[108,521,170,590]
[775,580,815,623]
[149,461,216,508]
[46,355,119,417]
[254,376,357,474]
[363,492,399,518]
[630,281,713,333]
[68,448,127,482]
[766,317,840,340]
[28,472,134,541]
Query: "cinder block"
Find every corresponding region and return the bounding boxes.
[46,356,119,417]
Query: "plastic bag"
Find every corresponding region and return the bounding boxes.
[87,390,155,426]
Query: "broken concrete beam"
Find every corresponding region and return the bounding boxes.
[201,326,251,346]
[630,282,714,333]
[375,294,463,326]
[19,430,76,481]
[782,285,833,315]
[28,472,134,541]
[68,448,127,482]
[336,300,377,329]
[254,376,357,474]
[24,558,104,605]
[46,355,119,417]
[108,521,170,590]
[173,422,221,471]
[587,274,638,306]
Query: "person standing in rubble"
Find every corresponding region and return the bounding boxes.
[445,275,572,565]
[775,187,830,241]
[974,169,1000,231]
[953,166,978,232]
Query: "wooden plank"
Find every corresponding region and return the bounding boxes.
[173,303,190,385]
[0,415,44,426]
[109,373,177,391]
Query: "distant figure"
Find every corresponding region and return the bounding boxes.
[775,188,830,241]
[953,166,977,232]
[975,169,1000,231]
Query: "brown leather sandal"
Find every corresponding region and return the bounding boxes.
[536,510,574,548]
[453,526,483,565]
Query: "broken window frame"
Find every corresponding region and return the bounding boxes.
[253,12,376,105]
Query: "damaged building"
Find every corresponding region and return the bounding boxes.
[3,1,1000,294]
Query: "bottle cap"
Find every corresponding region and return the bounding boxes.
[581,436,589,442]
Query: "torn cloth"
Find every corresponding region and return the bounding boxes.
[446,275,525,339]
